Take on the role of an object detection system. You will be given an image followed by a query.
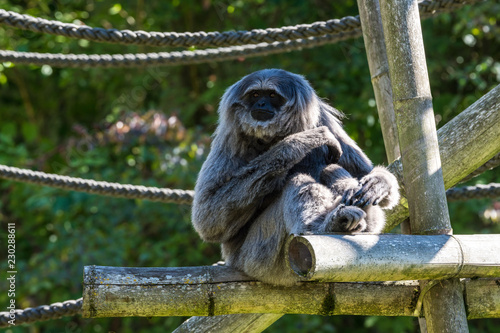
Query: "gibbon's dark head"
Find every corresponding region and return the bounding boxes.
[217,69,327,142]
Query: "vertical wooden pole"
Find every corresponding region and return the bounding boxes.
[379,0,451,234]
[356,0,400,164]
[356,0,413,234]
[378,0,469,332]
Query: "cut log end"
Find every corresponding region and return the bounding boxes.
[287,237,314,278]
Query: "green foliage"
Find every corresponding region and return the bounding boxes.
[0,0,499,332]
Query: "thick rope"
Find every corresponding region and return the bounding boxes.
[0,298,82,327]
[1,162,499,203]
[0,31,360,68]
[0,164,195,204]
[0,10,359,48]
[446,183,500,201]
[0,0,485,68]
[0,1,483,48]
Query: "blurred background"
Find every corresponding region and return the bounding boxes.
[0,0,499,332]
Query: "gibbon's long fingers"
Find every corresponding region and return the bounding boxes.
[373,191,389,206]
[346,215,358,231]
[352,178,380,206]
[345,207,365,231]
[353,195,373,208]
[341,187,358,205]
[354,177,377,198]
[326,138,343,163]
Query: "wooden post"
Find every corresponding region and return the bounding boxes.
[356,0,416,234]
[356,0,399,164]
[379,0,468,332]
[82,265,500,318]
[380,0,452,234]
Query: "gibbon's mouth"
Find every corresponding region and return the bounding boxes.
[251,109,275,122]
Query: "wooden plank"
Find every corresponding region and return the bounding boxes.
[82,265,418,317]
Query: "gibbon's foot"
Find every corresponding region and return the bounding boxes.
[323,204,367,232]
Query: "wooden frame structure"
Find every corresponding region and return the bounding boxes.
[83,0,500,332]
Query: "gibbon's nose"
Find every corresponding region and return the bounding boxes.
[251,109,274,121]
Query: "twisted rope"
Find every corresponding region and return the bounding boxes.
[418,0,485,17]
[0,9,359,47]
[0,298,82,327]
[446,183,500,201]
[1,161,499,204]
[0,1,482,48]
[0,31,361,68]
[0,164,194,204]
[0,0,485,68]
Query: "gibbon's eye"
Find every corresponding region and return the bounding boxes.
[270,92,276,98]
[252,92,259,98]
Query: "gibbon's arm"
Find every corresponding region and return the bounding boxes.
[327,120,374,178]
[192,126,341,243]
[322,119,399,210]
[327,122,400,210]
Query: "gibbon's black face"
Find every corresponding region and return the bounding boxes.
[245,89,286,122]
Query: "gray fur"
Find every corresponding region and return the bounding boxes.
[192,69,399,286]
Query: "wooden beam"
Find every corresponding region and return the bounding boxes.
[171,314,283,333]
[82,265,500,319]
[356,0,416,235]
[287,234,500,281]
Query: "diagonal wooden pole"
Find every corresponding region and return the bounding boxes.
[379,0,469,332]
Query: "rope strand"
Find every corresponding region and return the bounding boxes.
[0,1,483,48]
[0,298,82,328]
[0,31,361,68]
[0,1,486,68]
[0,164,194,204]
[447,183,500,201]
[1,161,499,203]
